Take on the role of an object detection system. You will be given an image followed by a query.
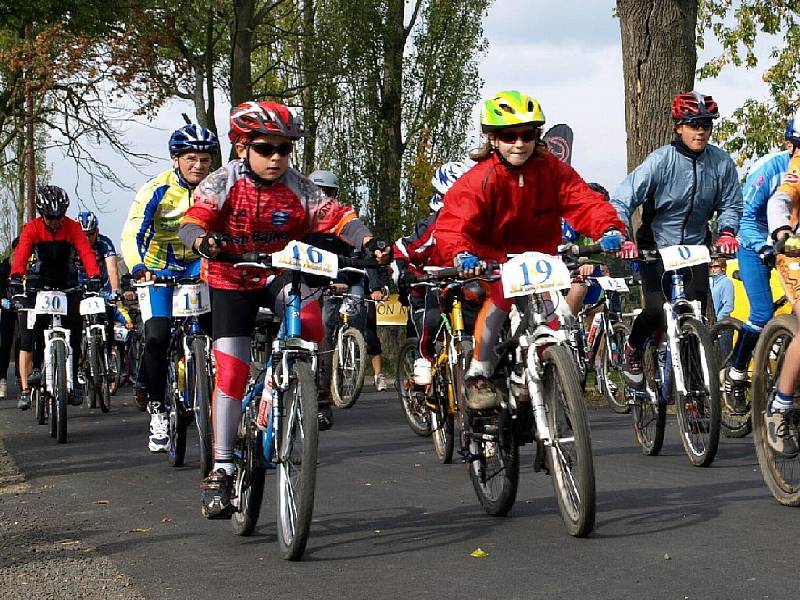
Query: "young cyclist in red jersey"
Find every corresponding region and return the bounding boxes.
[180,101,389,518]
[434,90,627,409]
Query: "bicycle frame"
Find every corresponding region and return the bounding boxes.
[662,271,707,397]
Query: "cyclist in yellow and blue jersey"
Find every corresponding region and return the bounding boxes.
[122,124,219,453]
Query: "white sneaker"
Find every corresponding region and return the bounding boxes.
[0,378,6,399]
[413,358,432,386]
[148,412,170,453]
[374,372,387,392]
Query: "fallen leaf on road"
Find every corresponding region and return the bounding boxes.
[161,518,172,523]
[57,539,79,545]
[96,500,110,505]
[470,548,489,558]
[374,529,382,534]
[664,553,671,560]
[127,528,152,533]
[82,547,97,553]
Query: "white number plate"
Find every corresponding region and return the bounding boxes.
[595,276,629,292]
[172,283,211,317]
[114,325,130,342]
[501,252,571,298]
[271,242,338,277]
[658,245,710,271]
[79,296,106,316]
[35,291,68,315]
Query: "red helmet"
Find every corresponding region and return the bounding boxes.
[671,91,720,123]
[229,101,304,142]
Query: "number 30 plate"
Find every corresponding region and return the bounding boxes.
[501,252,571,298]
[35,291,68,315]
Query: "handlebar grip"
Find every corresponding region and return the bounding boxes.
[339,256,380,269]
[417,266,461,282]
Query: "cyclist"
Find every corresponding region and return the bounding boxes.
[0,237,18,399]
[435,90,626,409]
[612,91,742,390]
[179,100,389,518]
[764,127,800,456]
[725,111,800,413]
[121,124,218,452]
[393,160,474,387]
[9,186,102,410]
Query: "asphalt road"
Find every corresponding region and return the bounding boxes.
[0,384,794,600]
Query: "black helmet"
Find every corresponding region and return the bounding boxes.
[35,185,70,218]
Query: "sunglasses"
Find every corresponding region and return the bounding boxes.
[496,129,538,144]
[710,264,722,269]
[683,120,713,131]
[249,142,293,157]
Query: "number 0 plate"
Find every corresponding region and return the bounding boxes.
[172,283,211,317]
[501,252,571,298]
[658,245,710,271]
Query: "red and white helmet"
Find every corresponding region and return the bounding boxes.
[229,101,304,142]
[671,91,720,123]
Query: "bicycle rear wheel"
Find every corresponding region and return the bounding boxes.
[192,337,214,478]
[35,388,45,425]
[277,360,318,561]
[396,339,431,436]
[232,398,266,536]
[711,318,751,438]
[598,322,630,414]
[331,327,367,409]
[752,315,800,505]
[674,317,721,467]
[632,340,666,455]
[54,342,68,444]
[430,367,454,464]
[542,345,595,537]
[166,355,187,467]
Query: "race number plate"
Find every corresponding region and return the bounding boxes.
[271,242,338,278]
[594,276,629,293]
[658,245,710,271]
[79,296,106,316]
[34,291,68,316]
[501,252,571,298]
[114,325,130,342]
[172,283,211,317]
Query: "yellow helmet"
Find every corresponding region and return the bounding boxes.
[480,90,545,132]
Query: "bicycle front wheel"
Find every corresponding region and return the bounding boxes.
[430,368,454,464]
[542,345,595,537]
[711,318,751,438]
[192,337,214,478]
[35,388,45,425]
[396,339,431,436]
[752,315,800,505]
[277,360,319,561]
[331,327,367,409]
[598,322,631,414]
[54,342,68,444]
[632,340,666,456]
[673,317,720,467]
[232,398,266,536]
[166,356,187,467]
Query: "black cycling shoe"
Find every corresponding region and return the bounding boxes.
[723,375,749,415]
[201,469,235,519]
[17,390,31,411]
[27,369,42,388]
[69,388,84,407]
[318,404,334,431]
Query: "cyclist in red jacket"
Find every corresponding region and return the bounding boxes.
[435,90,626,409]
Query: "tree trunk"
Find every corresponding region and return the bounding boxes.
[375,0,405,239]
[230,0,254,107]
[617,0,698,172]
[300,0,317,175]
[24,70,35,222]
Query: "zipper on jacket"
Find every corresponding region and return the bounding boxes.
[680,157,698,244]
[518,172,524,187]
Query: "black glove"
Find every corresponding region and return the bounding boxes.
[364,238,388,254]
[86,276,103,292]
[8,275,23,296]
[197,232,228,259]
[397,269,417,288]
[758,245,776,268]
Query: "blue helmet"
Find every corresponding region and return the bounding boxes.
[429,161,470,212]
[785,109,800,145]
[561,219,578,244]
[168,124,220,157]
[77,210,98,232]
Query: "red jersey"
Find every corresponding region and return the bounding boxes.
[435,151,626,264]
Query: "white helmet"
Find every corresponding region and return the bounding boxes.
[429,161,469,212]
[309,169,339,190]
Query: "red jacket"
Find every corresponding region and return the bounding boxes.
[435,152,626,264]
[12,217,100,287]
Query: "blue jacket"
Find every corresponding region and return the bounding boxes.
[738,150,791,251]
[611,142,742,248]
[710,272,735,321]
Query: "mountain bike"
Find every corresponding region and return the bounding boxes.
[78,294,112,412]
[327,282,369,409]
[226,242,378,560]
[623,245,721,467]
[395,336,431,436]
[134,277,214,475]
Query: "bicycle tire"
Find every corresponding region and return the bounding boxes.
[430,366,454,464]
[192,337,213,478]
[395,339,431,437]
[92,334,110,413]
[48,393,57,438]
[232,400,266,536]
[542,344,595,537]
[54,342,68,444]
[35,388,45,425]
[598,322,631,414]
[277,360,319,561]
[751,315,800,505]
[673,317,721,467]
[331,327,367,409]
[166,356,187,467]
[633,340,666,456]
[710,318,751,438]
[110,345,122,393]
[84,336,97,409]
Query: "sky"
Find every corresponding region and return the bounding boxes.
[46,0,779,248]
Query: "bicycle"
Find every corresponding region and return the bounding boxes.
[134,276,214,475]
[327,281,369,409]
[395,336,432,436]
[78,293,112,412]
[223,242,377,560]
[623,245,722,467]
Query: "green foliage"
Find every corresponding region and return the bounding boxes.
[698,1,800,165]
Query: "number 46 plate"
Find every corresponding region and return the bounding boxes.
[501,252,571,298]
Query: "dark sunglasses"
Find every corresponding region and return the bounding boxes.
[496,128,538,144]
[683,120,713,131]
[249,142,293,157]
